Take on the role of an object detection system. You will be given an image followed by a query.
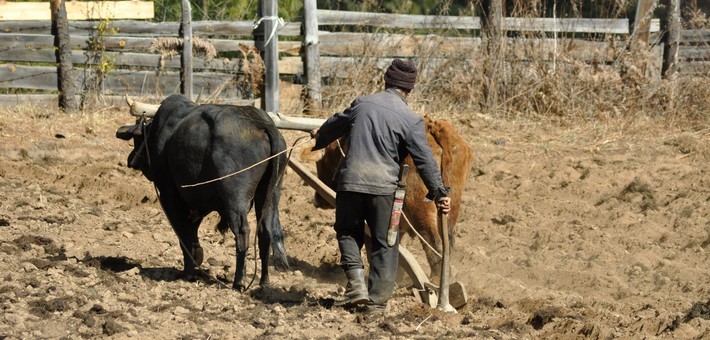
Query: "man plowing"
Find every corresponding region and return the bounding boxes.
[310,59,451,315]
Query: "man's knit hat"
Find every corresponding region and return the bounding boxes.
[384,59,417,90]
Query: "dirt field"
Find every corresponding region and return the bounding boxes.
[0,103,708,339]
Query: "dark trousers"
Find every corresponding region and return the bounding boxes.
[334,191,399,305]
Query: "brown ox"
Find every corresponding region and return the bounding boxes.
[310,116,473,280]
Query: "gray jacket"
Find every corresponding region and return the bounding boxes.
[313,88,449,201]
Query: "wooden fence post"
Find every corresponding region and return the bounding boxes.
[180,0,193,100]
[303,0,322,113]
[484,0,503,115]
[257,0,280,114]
[633,0,657,48]
[664,0,681,113]
[663,0,681,79]
[50,0,78,112]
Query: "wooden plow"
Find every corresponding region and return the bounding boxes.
[126,97,466,312]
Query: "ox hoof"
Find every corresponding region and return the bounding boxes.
[182,268,210,283]
[191,246,204,267]
[182,266,196,276]
[233,282,247,292]
[179,270,197,282]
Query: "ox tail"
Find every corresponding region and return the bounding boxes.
[260,114,290,270]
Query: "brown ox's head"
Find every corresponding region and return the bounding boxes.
[310,137,349,209]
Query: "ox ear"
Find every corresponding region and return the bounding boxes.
[299,147,321,162]
[115,123,142,140]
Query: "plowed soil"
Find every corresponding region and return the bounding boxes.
[1,104,708,339]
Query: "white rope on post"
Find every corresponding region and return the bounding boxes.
[253,16,286,48]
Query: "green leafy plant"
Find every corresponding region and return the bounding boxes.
[83,17,117,108]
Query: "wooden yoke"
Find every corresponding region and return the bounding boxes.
[125,96,327,131]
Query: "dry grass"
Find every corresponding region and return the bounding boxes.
[685,1,710,29]
[148,37,219,81]
[313,2,709,135]
[317,36,708,135]
[316,42,709,155]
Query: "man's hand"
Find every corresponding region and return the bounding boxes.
[436,196,451,214]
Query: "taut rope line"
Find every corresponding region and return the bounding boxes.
[180,137,313,188]
[402,212,442,258]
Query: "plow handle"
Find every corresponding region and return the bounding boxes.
[437,209,456,312]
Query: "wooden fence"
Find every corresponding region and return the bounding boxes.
[311,10,664,74]
[0,20,302,103]
[677,29,710,74]
[0,7,707,108]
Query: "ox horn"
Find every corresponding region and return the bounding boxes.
[125,95,160,118]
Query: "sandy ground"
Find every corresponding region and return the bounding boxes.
[0,103,708,339]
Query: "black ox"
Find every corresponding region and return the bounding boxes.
[116,94,289,290]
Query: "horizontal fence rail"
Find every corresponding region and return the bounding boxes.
[0,20,301,36]
[315,9,657,35]
[501,17,632,34]
[680,29,710,43]
[0,64,245,98]
[0,33,301,56]
[317,9,481,30]
[317,32,482,58]
[0,1,154,21]
[677,29,710,75]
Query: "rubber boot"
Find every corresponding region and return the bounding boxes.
[334,268,369,307]
[363,300,388,319]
